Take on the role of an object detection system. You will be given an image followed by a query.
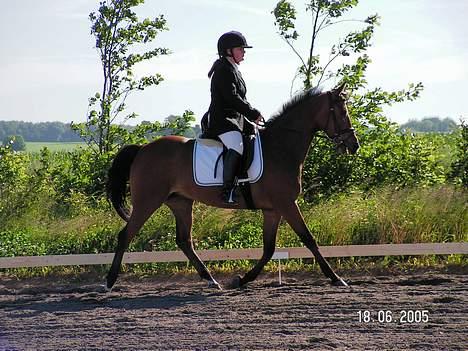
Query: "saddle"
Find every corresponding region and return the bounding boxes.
[193,133,264,208]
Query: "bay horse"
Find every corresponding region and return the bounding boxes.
[106,84,359,290]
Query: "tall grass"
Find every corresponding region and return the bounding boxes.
[1,185,466,276]
[289,185,467,247]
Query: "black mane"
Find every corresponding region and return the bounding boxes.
[264,87,323,128]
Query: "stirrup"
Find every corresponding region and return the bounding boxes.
[222,187,238,204]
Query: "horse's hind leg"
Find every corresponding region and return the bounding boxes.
[232,209,281,288]
[107,224,129,290]
[282,202,348,287]
[166,196,221,290]
[107,202,162,290]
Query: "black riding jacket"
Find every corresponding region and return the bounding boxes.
[201,57,260,138]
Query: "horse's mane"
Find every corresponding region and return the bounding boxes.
[264,87,323,129]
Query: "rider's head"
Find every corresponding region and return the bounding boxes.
[217,31,252,64]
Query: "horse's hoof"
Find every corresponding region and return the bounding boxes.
[332,278,349,287]
[98,284,112,293]
[106,275,117,291]
[229,275,243,289]
[208,280,223,290]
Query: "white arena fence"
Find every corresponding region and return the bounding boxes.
[0,243,467,269]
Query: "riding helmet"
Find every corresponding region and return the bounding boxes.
[217,31,252,56]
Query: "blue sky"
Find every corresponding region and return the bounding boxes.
[1,0,467,125]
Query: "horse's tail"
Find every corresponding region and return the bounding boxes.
[107,144,141,222]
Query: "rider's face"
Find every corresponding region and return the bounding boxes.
[230,47,245,63]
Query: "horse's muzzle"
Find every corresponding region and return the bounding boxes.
[346,139,360,154]
[335,131,359,155]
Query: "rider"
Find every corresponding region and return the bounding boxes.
[201,31,263,204]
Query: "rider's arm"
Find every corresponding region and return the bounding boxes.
[215,66,260,121]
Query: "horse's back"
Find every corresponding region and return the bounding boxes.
[130,136,195,189]
[136,135,194,165]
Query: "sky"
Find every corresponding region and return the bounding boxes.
[1,0,467,126]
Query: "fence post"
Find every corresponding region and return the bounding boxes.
[272,251,289,285]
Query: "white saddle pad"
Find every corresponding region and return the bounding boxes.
[193,135,264,187]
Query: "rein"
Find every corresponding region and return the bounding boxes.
[243,115,266,131]
[262,91,355,150]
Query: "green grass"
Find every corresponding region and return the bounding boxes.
[25,142,85,152]
[1,185,466,277]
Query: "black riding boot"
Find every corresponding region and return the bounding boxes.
[222,149,241,204]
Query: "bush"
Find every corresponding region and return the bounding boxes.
[0,230,47,257]
[0,144,30,224]
[449,121,468,186]
[303,121,448,202]
[2,135,26,151]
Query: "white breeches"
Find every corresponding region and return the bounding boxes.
[218,131,244,155]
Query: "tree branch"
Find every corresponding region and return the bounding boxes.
[316,42,351,87]
[319,18,367,33]
[281,36,307,70]
[306,7,321,88]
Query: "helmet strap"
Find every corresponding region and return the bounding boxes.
[226,49,240,65]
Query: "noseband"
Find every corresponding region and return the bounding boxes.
[326,92,355,146]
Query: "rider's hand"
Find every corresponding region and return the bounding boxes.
[255,115,263,125]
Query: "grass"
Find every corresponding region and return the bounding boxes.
[25,142,85,153]
[1,185,466,277]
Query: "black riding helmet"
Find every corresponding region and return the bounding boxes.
[217,31,252,57]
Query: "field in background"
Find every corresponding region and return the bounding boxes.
[25,142,85,152]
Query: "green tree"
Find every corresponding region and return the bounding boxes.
[273,0,379,90]
[272,1,434,201]
[401,117,458,133]
[72,0,170,155]
[69,0,195,198]
[2,135,26,152]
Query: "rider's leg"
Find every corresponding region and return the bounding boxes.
[218,131,243,204]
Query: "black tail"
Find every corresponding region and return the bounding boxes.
[107,145,141,221]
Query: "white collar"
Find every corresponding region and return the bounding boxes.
[226,57,239,72]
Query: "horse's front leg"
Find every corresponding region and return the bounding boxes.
[166,197,221,290]
[231,209,281,288]
[281,202,348,287]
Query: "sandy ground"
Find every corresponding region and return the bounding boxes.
[0,267,466,351]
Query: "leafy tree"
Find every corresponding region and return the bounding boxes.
[272,0,435,201]
[68,0,195,198]
[273,0,379,91]
[401,117,458,133]
[0,121,82,142]
[2,135,26,152]
[72,0,172,155]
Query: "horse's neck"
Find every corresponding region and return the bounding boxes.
[266,128,315,167]
[263,99,322,168]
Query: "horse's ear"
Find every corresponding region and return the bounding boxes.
[334,82,347,95]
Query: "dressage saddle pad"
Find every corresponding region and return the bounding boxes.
[193,135,264,187]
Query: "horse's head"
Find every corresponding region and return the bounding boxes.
[322,83,360,154]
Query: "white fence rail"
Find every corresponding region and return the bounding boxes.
[0,243,466,269]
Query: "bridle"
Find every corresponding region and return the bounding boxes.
[323,91,356,147]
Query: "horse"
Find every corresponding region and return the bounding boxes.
[106,83,359,290]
